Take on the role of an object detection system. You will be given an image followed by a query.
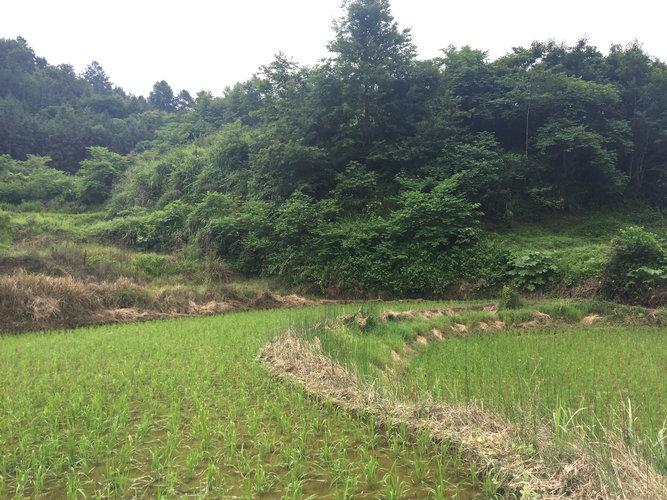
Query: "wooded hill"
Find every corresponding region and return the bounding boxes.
[1,0,665,300]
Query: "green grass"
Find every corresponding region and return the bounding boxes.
[489,207,667,284]
[312,304,667,472]
[405,326,667,465]
[0,303,484,498]
[3,210,107,242]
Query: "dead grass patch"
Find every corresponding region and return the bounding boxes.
[415,335,428,345]
[0,271,323,333]
[581,314,602,325]
[379,303,496,322]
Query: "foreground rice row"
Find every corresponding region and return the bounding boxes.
[0,303,486,498]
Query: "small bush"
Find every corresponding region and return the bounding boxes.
[94,201,192,251]
[602,226,666,304]
[135,254,169,277]
[500,285,523,309]
[507,251,559,292]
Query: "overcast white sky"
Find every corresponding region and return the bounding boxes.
[2,0,666,97]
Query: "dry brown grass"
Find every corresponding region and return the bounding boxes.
[0,271,323,333]
[260,331,667,499]
[378,303,497,322]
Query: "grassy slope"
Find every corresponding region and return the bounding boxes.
[488,207,667,284]
[0,303,489,499]
[2,206,665,298]
[0,210,281,304]
[312,302,667,473]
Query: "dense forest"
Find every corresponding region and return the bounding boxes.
[1,0,665,298]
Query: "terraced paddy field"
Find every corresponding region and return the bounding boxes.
[1,300,665,498]
[0,302,488,499]
[292,302,667,497]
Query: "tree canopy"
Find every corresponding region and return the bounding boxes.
[1,0,665,296]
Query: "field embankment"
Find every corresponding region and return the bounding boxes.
[261,302,667,498]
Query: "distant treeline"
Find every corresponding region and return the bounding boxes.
[1,0,665,298]
[0,38,193,171]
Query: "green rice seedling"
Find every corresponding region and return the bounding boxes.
[363,455,380,487]
[252,463,275,495]
[390,433,404,458]
[164,471,179,496]
[14,468,29,498]
[283,471,304,499]
[33,464,47,495]
[430,482,447,500]
[412,453,429,484]
[382,462,407,500]
[224,424,238,457]
[482,471,500,498]
[185,448,201,477]
[205,461,221,494]
[329,456,351,487]
[0,302,483,498]
[336,475,358,499]
[320,437,336,467]
[66,469,82,499]
[416,429,433,455]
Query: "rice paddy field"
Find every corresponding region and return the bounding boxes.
[1,299,665,498]
[311,303,667,474]
[0,303,489,499]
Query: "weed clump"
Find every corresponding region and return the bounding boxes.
[508,250,560,291]
[602,226,666,305]
[499,285,522,310]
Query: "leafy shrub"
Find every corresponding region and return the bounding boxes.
[193,179,487,297]
[0,155,78,205]
[95,201,192,251]
[197,199,274,275]
[507,251,559,291]
[602,226,666,304]
[77,147,128,205]
[499,285,523,309]
[187,192,238,234]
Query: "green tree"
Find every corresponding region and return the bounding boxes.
[175,89,194,111]
[77,147,128,204]
[327,0,417,159]
[82,61,112,93]
[148,80,175,111]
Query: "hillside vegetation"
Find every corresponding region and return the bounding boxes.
[1,0,665,304]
